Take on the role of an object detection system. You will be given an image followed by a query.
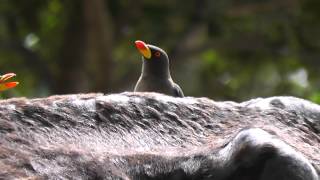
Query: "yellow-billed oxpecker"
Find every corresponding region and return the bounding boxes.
[134,40,184,97]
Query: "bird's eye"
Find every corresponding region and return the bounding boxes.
[154,51,161,57]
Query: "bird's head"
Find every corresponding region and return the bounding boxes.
[135,40,169,62]
[135,40,170,77]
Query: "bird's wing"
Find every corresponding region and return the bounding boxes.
[173,83,184,97]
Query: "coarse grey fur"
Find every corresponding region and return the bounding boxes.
[0,92,318,179]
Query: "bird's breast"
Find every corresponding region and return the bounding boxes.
[134,77,176,96]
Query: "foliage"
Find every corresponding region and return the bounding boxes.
[0,0,319,103]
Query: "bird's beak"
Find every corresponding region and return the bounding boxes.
[0,73,19,91]
[0,73,16,83]
[135,40,151,59]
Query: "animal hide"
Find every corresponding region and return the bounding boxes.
[0,92,319,179]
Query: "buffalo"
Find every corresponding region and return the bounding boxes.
[0,92,318,179]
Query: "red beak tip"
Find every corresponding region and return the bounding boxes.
[135,40,147,50]
[4,82,19,88]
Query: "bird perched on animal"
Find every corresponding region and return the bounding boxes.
[134,40,184,97]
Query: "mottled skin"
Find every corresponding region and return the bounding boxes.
[0,93,318,180]
[134,45,184,97]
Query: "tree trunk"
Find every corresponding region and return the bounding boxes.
[83,0,115,92]
[55,0,114,94]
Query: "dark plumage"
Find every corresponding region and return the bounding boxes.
[134,40,184,97]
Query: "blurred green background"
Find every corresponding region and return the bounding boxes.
[0,0,320,103]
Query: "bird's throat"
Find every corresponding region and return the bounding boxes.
[141,62,171,79]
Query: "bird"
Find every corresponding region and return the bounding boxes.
[134,40,184,97]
